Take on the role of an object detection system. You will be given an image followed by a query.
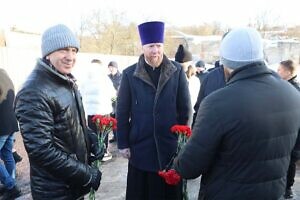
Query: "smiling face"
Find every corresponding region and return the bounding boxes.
[142,43,164,68]
[46,47,78,75]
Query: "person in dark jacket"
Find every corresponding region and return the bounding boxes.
[174,27,300,200]
[117,21,192,200]
[278,59,300,91]
[107,61,122,143]
[108,61,122,91]
[192,65,230,127]
[277,59,300,199]
[195,60,208,83]
[0,68,21,199]
[15,24,103,200]
[192,32,231,127]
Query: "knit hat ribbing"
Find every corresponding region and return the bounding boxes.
[41,24,80,57]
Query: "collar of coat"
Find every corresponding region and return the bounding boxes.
[227,62,274,85]
[133,54,178,91]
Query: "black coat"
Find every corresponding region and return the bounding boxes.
[288,75,300,91]
[117,55,192,172]
[15,59,93,200]
[108,71,122,91]
[0,69,19,136]
[174,62,300,200]
[193,66,226,126]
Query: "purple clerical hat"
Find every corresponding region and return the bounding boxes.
[138,21,165,45]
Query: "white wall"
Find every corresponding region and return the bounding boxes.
[0,47,138,91]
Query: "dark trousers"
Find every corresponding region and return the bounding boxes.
[286,158,296,189]
[87,115,108,152]
[126,163,182,200]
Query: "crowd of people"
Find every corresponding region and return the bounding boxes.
[0,20,299,200]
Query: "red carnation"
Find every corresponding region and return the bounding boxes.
[170,125,192,138]
[158,169,181,185]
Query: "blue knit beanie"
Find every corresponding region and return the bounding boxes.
[41,24,80,57]
[220,27,264,69]
[138,21,165,45]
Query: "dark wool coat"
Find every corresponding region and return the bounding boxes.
[288,75,300,91]
[174,62,300,200]
[108,71,122,91]
[15,59,93,200]
[193,66,226,126]
[117,55,192,172]
[0,69,19,136]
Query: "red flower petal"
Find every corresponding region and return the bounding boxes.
[159,169,181,185]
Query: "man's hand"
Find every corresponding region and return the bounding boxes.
[88,131,105,162]
[119,148,130,159]
[89,167,102,191]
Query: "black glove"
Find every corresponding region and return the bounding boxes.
[88,132,105,162]
[89,167,102,191]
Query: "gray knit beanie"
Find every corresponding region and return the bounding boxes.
[41,24,80,57]
[220,27,264,69]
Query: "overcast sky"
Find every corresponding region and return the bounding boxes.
[0,0,299,33]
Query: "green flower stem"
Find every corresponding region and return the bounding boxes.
[88,121,112,200]
[183,179,189,200]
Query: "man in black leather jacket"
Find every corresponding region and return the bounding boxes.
[15,24,103,200]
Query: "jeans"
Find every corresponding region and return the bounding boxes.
[0,133,16,189]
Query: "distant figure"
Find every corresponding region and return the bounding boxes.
[117,21,192,200]
[80,58,116,161]
[0,68,21,199]
[175,44,192,66]
[15,24,103,199]
[186,65,201,107]
[108,61,122,91]
[175,44,200,107]
[174,27,300,199]
[107,61,122,143]
[277,59,300,91]
[277,59,300,199]
[192,32,230,126]
[194,60,208,83]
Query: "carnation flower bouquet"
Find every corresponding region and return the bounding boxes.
[158,124,191,200]
[89,115,117,200]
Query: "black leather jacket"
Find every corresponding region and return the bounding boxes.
[15,59,93,199]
